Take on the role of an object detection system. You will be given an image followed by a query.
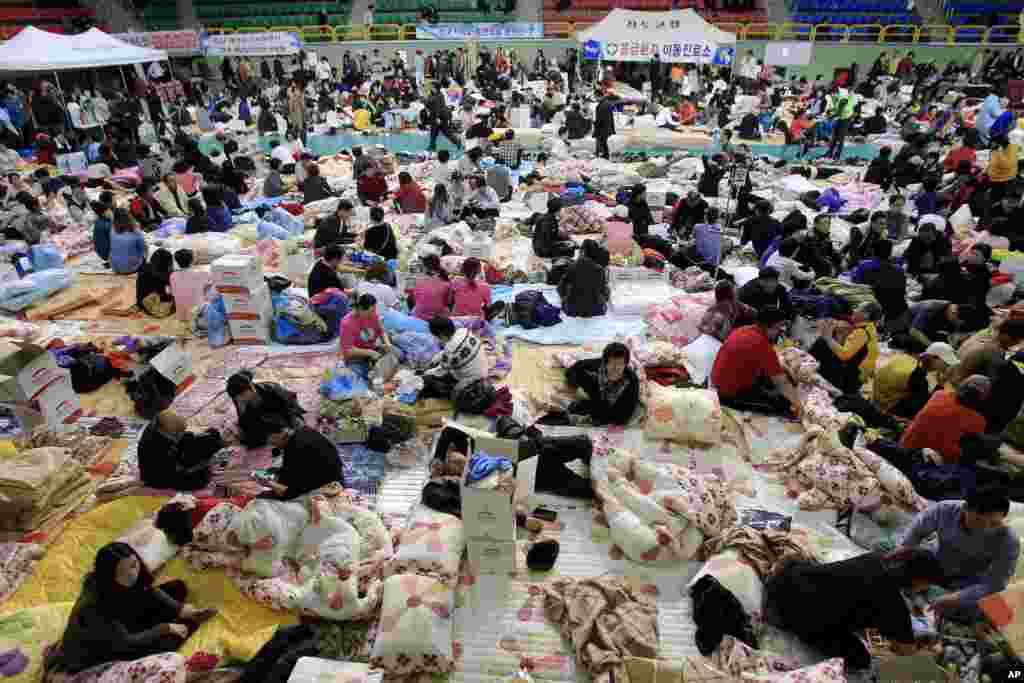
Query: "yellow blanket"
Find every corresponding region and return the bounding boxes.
[1,497,295,683]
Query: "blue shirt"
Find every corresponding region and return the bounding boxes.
[851,258,881,284]
[900,500,1020,607]
[694,222,723,266]
[109,229,147,274]
[914,191,938,216]
[207,205,233,232]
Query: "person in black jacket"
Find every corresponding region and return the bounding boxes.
[562,102,591,140]
[226,370,305,449]
[257,100,278,135]
[739,201,782,258]
[137,410,224,490]
[697,154,727,198]
[302,162,334,204]
[307,244,347,298]
[593,94,616,159]
[313,200,355,249]
[558,239,609,317]
[565,342,640,426]
[532,197,575,258]
[904,221,952,277]
[670,190,708,238]
[363,207,399,261]
[426,84,459,152]
[262,424,345,500]
[44,543,217,678]
[844,211,887,270]
[863,146,893,190]
[801,214,842,278]
[628,183,654,242]
[738,267,794,319]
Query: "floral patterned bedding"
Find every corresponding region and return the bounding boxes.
[182,488,392,620]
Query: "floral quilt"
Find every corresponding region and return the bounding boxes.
[182,488,392,620]
[591,448,737,566]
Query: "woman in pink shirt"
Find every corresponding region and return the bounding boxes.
[451,258,492,317]
[411,254,453,320]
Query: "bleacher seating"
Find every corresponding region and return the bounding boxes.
[0,7,97,39]
[791,12,919,24]
[374,0,516,26]
[148,0,351,30]
[943,0,1024,13]
[541,0,765,37]
[789,0,919,29]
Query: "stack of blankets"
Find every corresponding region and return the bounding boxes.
[0,445,93,536]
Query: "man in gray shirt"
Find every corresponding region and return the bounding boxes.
[898,488,1020,620]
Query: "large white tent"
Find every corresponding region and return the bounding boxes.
[0,26,168,72]
[577,8,736,64]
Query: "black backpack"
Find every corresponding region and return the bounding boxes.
[546,257,573,285]
[69,352,116,393]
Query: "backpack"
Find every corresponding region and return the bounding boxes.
[513,290,550,330]
[68,351,116,393]
[309,289,349,340]
[273,294,330,345]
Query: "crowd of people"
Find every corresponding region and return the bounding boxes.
[5,32,1024,682]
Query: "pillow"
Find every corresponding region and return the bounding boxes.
[746,658,845,682]
[0,602,71,683]
[117,518,179,573]
[645,385,722,445]
[231,499,309,577]
[688,550,764,624]
[190,501,246,551]
[388,505,465,585]
[369,574,455,675]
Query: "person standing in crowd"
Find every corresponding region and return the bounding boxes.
[594,94,616,160]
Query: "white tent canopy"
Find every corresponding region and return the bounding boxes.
[577,9,736,64]
[0,26,168,72]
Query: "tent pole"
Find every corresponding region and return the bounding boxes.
[53,71,62,93]
[119,66,129,90]
[165,59,176,80]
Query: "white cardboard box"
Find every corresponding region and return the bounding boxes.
[212,255,264,293]
[467,535,517,575]
[229,318,271,345]
[448,420,537,541]
[34,372,82,428]
[462,236,495,261]
[150,342,196,393]
[222,284,273,321]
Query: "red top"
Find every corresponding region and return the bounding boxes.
[396,182,427,213]
[710,324,784,398]
[943,146,977,173]
[899,390,986,464]
[790,117,813,141]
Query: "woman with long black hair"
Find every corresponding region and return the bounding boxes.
[44,542,216,679]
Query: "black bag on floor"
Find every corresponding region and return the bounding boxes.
[240,624,320,683]
[124,367,177,420]
[454,379,496,414]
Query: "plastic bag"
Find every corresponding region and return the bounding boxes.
[29,244,64,271]
[206,295,231,348]
[320,363,370,401]
[0,268,72,312]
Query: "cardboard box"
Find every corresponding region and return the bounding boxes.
[222,284,273,321]
[462,236,495,261]
[34,373,82,427]
[149,342,196,394]
[212,255,264,293]
[229,318,271,345]
[0,342,66,403]
[467,536,517,575]
[447,420,537,541]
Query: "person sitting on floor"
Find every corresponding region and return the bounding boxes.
[738,267,794,319]
[339,294,394,373]
[900,374,990,464]
[801,214,842,278]
[809,302,882,395]
[410,254,453,321]
[852,239,908,325]
[137,410,224,491]
[765,549,944,672]
[904,220,953,278]
[396,171,427,213]
[262,158,285,198]
[950,318,1024,387]
[845,211,888,271]
[558,239,610,318]
[897,487,1020,622]
[44,542,217,678]
[136,249,175,318]
[314,199,356,249]
[765,237,815,290]
[565,341,641,426]
[226,369,305,449]
[462,175,501,220]
[670,190,708,239]
[711,306,802,417]
[363,207,399,261]
[110,208,148,275]
[891,300,975,354]
[532,197,575,259]
[738,201,781,259]
[302,162,335,204]
[873,341,958,420]
[260,423,345,500]
[423,315,488,400]
[184,198,211,235]
[307,244,346,299]
[451,257,492,317]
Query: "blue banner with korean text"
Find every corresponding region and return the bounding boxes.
[415,23,544,40]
